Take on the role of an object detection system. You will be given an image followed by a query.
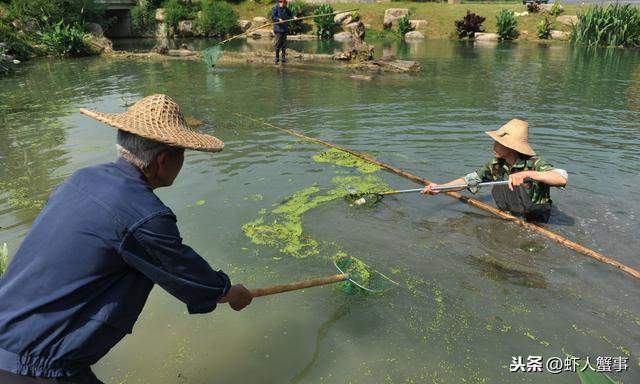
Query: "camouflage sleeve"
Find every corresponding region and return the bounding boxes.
[532,157,554,172]
[474,160,494,182]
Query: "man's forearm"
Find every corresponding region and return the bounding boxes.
[529,170,567,187]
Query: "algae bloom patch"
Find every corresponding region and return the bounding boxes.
[312,148,381,174]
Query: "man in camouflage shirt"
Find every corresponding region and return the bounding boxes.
[422,119,568,222]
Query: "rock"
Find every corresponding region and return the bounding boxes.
[253,16,268,25]
[85,22,103,36]
[250,29,274,39]
[410,20,428,30]
[540,3,564,14]
[166,49,197,57]
[474,32,499,41]
[87,34,113,54]
[404,31,425,40]
[515,11,529,17]
[238,20,252,32]
[383,8,409,29]
[333,32,352,42]
[155,8,165,22]
[288,34,317,41]
[550,30,570,40]
[556,15,578,26]
[177,20,194,37]
[334,12,351,25]
[447,0,461,4]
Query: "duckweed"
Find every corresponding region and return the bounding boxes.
[312,148,381,174]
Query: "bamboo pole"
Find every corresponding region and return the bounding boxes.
[250,273,350,297]
[234,113,640,281]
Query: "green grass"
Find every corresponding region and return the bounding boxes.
[231,2,587,40]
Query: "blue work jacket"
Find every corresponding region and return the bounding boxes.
[271,5,293,33]
[0,158,231,378]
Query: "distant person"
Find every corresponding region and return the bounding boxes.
[421,119,568,223]
[0,94,252,383]
[271,0,294,63]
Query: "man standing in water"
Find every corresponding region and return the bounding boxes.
[0,94,252,383]
[271,0,293,64]
[421,119,568,222]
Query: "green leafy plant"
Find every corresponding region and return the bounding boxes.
[131,0,158,36]
[313,4,335,39]
[0,23,34,60]
[9,0,106,29]
[197,0,239,38]
[537,17,551,39]
[549,2,563,16]
[527,1,540,13]
[36,21,90,57]
[496,9,519,40]
[397,15,414,37]
[351,10,360,22]
[571,4,640,47]
[454,10,486,39]
[286,1,314,35]
[163,0,198,31]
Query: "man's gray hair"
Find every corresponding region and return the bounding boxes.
[116,130,171,169]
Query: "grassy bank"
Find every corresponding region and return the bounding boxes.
[233,2,584,40]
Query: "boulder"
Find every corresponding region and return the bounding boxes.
[515,11,529,17]
[404,31,425,40]
[474,32,499,41]
[447,0,461,4]
[155,8,165,22]
[540,3,564,14]
[85,22,103,36]
[383,8,409,29]
[334,12,351,25]
[177,20,194,37]
[253,16,268,25]
[333,32,352,42]
[410,20,428,30]
[238,20,252,32]
[288,34,317,41]
[250,29,274,39]
[556,15,578,26]
[550,30,570,40]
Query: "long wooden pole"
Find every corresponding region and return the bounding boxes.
[250,273,350,297]
[219,9,359,45]
[234,113,640,281]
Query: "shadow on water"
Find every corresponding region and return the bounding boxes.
[467,254,548,289]
[288,301,351,384]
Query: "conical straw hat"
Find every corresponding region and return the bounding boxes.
[485,119,535,156]
[80,94,224,152]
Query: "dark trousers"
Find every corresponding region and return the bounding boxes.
[491,185,551,223]
[274,32,287,59]
[0,369,103,384]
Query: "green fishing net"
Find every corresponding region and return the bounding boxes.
[203,46,223,67]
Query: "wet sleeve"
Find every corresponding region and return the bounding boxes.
[534,158,568,187]
[120,213,231,314]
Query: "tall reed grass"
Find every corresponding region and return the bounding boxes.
[571,4,640,47]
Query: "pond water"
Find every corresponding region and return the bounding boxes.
[1,40,639,383]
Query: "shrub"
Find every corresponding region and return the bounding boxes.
[131,0,158,35]
[549,2,563,16]
[496,9,518,40]
[527,1,540,13]
[9,0,106,29]
[454,10,486,39]
[571,4,640,47]
[0,23,35,60]
[537,17,551,39]
[397,15,414,37]
[197,1,239,38]
[36,20,90,57]
[163,0,198,31]
[313,4,334,39]
[286,1,314,35]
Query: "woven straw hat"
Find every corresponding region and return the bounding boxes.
[80,94,224,152]
[485,119,535,156]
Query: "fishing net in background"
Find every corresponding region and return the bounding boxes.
[203,46,223,68]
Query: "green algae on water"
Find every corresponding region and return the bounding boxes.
[242,176,390,259]
[333,251,371,293]
[312,148,381,174]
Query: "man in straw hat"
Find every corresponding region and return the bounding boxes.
[421,119,568,223]
[0,94,252,383]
